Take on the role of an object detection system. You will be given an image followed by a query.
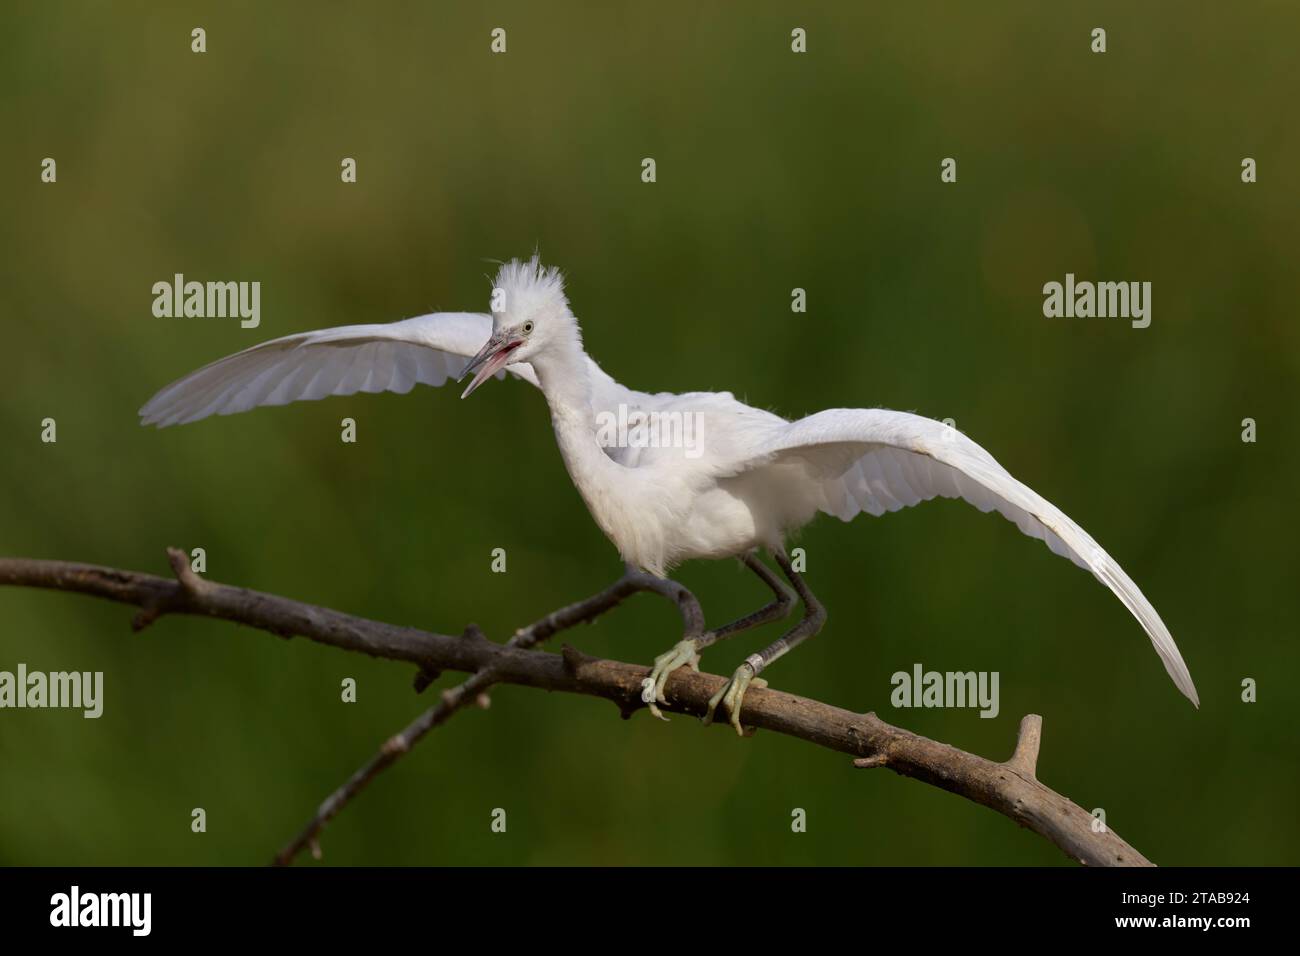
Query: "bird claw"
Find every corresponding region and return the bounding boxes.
[642,638,701,720]
[703,661,767,736]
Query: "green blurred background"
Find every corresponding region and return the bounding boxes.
[1,2,1296,865]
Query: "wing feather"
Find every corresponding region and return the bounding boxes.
[139,312,540,427]
[733,408,1198,706]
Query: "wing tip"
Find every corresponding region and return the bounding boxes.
[1167,659,1200,709]
[138,401,174,429]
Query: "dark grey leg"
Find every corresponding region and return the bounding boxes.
[704,549,827,735]
[697,553,797,648]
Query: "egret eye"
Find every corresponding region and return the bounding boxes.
[522,321,535,334]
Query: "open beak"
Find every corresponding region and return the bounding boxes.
[459,333,522,399]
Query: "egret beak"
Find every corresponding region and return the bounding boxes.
[459,333,522,399]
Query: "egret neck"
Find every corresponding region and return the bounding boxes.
[528,325,636,554]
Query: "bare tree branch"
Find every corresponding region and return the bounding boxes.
[275,654,499,865]
[273,565,704,866]
[0,551,1152,867]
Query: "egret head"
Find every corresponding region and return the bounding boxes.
[460,255,574,398]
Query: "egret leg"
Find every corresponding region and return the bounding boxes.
[618,563,706,640]
[513,563,703,650]
[704,550,826,736]
[642,552,796,719]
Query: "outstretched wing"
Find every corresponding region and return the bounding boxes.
[732,407,1199,707]
[139,312,539,427]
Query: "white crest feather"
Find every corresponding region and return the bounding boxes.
[491,254,568,323]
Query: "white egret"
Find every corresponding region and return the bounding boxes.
[141,255,1200,731]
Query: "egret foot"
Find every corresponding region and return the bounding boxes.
[638,552,795,721]
[703,655,769,736]
[641,638,702,720]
